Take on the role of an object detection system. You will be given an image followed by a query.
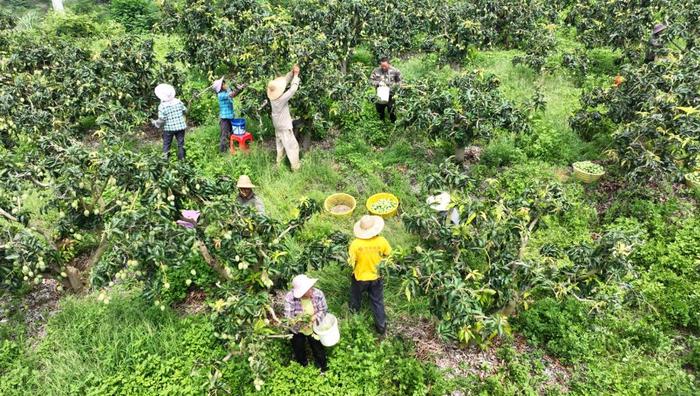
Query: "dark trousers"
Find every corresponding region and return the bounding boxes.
[350,275,386,334]
[375,95,396,123]
[163,129,185,160]
[219,119,232,153]
[291,332,327,371]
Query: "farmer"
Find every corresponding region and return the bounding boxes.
[426,192,460,226]
[153,83,187,161]
[645,23,668,63]
[369,57,402,123]
[212,77,246,153]
[284,274,328,371]
[268,65,302,171]
[236,175,265,215]
[348,215,392,335]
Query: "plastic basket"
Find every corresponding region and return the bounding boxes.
[232,118,246,136]
[324,193,357,218]
[685,172,700,190]
[366,192,399,218]
[572,164,605,183]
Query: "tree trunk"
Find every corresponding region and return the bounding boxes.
[66,266,84,292]
[51,0,65,13]
[197,241,232,281]
[301,131,311,152]
[87,234,109,270]
[455,146,465,163]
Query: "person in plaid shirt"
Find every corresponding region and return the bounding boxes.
[284,274,328,371]
[154,83,187,161]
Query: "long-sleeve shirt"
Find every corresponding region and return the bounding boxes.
[348,236,392,281]
[158,100,187,131]
[370,66,402,89]
[270,72,300,131]
[218,89,235,120]
[236,194,265,215]
[284,288,328,333]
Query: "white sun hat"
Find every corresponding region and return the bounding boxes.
[426,192,451,211]
[154,83,176,102]
[212,76,225,93]
[266,76,288,101]
[353,215,385,239]
[292,274,318,299]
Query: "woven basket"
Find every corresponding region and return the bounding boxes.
[685,173,700,190]
[572,164,605,183]
[324,193,356,218]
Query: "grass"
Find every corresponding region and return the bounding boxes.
[470,50,599,164]
[15,288,244,395]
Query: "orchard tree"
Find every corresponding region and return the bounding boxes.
[398,71,530,161]
[394,161,640,347]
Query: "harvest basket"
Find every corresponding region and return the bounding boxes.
[685,172,700,190]
[572,162,605,184]
[366,192,400,218]
[324,193,357,218]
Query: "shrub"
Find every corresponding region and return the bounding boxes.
[43,13,97,38]
[110,0,159,32]
[481,134,526,167]
[515,298,602,362]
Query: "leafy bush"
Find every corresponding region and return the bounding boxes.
[516,298,601,362]
[481,134,526,167]
[110,0,159,32]
[43,13,97,38]
[256,317,442,396]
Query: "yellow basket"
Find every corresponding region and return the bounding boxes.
[324,193,357,218]
[685,172,700,190]
[572,164,605,184]
[366,192,400,218]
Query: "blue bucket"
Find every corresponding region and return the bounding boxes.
[232,118,246,136]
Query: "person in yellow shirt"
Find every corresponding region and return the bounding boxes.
[348,215,392,335]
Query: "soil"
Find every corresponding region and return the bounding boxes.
[24,279,63,340]
[390,316,571,393]
[174,290,208,315]
[330,204,352,214]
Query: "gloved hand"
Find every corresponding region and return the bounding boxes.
[151,119,165,129]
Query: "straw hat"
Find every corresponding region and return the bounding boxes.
[426,192,451,212]
[155,83,176,102]
[267,77,288,101]
[212,76,224,93]
[353,215,385,239]
[292,274,317,298]
[236,175,256,189]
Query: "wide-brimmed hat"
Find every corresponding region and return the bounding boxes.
[212,76,224,93]
[267,77,287,101]
[653,23,668,34]
[426,192,451,212]
[353,215,385,239]
[292,274,317,298]
[155,83,176,102]
[236,175,256,189]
